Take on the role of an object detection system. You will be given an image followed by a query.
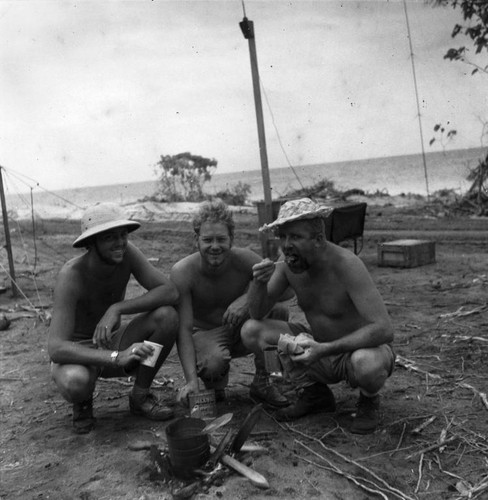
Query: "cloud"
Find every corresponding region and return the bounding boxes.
[0,0,485,192]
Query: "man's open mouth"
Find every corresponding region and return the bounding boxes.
[284,254,299,266]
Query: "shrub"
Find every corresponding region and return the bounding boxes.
[214,181,251,206]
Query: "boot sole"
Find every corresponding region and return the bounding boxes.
[249,390,290,408]
[275,400,336,421]
[130,407,174,421]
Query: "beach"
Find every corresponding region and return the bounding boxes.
[4,146,485,222]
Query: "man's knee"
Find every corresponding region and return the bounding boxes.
[52,365,96,402]
[349,348,391,390]
[241,318,283,350]
[152,306,179,336]
[241,319,263,345]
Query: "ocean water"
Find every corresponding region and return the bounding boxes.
[7,147,486,212]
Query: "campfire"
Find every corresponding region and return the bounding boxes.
[133,404,268,498]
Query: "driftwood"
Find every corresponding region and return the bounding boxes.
[439,304,487,319]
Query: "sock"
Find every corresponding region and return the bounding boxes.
[131,384,149,403]
[252,370,269,389]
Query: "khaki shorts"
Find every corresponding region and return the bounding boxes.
[50,325,134,379]
[286,321,395,388]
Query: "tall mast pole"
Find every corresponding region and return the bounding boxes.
[239,14,273,229]
[403,0,430,200]
[0,166,18,297]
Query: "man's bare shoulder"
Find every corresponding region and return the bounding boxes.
[54,255,87,297]
[172,252,200,272]
[171,252,200,283]
[58,255,86,279]
[124,241,148,261]
[326,243,370,277]
[327,242,359,261]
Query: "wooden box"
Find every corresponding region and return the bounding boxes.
[377,239,436,268]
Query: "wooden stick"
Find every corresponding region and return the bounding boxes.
[296,440,411,500]
[457,382,488,410]
[411,416,436,434]
[291,432,415,500]
[406,436,457,459]
[397,355,488,411]
[297,449,390,500]
[414,453,424,493]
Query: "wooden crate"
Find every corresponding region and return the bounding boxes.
[377,239,436,268]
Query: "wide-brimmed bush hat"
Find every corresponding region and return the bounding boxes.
[73,202,141,248]
[259,198,333,232]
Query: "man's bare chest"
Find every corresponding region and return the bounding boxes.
[290,274,350,315]
[192,273,249,308]
[80,273,129,308]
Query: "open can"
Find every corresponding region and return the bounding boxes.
[188,389,217,420]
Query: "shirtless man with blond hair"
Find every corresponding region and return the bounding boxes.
[171,200,290,408]
[48,202,179,433]
[242,198,395,434]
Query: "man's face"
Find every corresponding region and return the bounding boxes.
[93,227,129,265]
[196,221,232,269]
[277,220,318,273]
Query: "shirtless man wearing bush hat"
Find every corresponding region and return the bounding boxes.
[242,198,395,434]
[48,202,179,434]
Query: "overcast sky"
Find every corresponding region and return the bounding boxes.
[0,0,486,192]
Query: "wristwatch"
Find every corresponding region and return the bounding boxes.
[110,350,119,366]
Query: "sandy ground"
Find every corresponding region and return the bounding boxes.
[1,200,488,500]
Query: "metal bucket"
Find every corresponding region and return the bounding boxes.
[188,389,217,419]
[165,417,210,477]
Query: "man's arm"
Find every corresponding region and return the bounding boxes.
[221,248,262,327]
[48,268,141,368]
[94,243,179,345]
[118,243,179,312]
[248,258,290,319]
[170,262,199,405]
[332,256,393,350]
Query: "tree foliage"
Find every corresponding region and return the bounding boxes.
[434,0,488,74]
[155,152,217,202]
[462,151,488,214]
[429,122,457,147]
[215,181,251,206]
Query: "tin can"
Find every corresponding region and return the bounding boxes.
[188,389,217,419]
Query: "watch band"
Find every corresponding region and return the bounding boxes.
[110,350,119,366]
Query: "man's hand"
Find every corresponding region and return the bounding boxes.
[290,337,326,366]
[252,258,276,284]
[176,380,199,407]
[116,342,154,368]
[222,297,249,327]
[93,306,122,347]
